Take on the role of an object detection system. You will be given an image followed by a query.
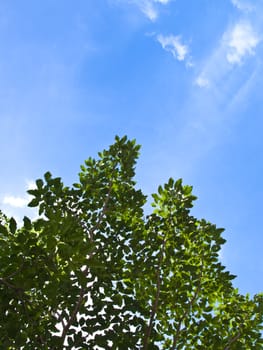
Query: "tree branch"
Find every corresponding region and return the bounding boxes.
[142,239,166,350]
[60,181,113,344]
[224,331,242,350]
[171,267,202,350]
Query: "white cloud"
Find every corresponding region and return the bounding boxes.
[195,76,210,88]
[157,34,189,61]
[154,0,170,3]
[225,22,261,64]
[3,195,28,208]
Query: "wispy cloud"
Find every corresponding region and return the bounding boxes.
[156,34,190,63]
[121,0,172,21]
[195,20,261,90]
[231,0,254,12]
[144,0,172,20]
[225,22,261,64]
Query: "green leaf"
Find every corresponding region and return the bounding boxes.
[28,198,39,207]
[158,185,163,195]
[44,171,52,181]
[36,178,44,189]
[9,217,17,234]
[23,216,32,230]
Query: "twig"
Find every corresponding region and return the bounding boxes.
[61,288,85,344]
[82,181,113,277]
[0,277,24,293]
[4,262,25,279]
[88,180,113,242]
[20,297,46,346]
[224,331,242,350]
[1,276,47,347]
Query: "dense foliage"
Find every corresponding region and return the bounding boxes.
[0,136,262,349]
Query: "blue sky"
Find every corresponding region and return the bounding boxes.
[0,0,263,296]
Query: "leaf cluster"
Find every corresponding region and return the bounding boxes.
[0,136,262,349]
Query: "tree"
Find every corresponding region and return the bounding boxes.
[0,136,262,349]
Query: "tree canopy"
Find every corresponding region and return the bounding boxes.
[0,136,262,349]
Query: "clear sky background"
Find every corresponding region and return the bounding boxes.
[0,0,262,296]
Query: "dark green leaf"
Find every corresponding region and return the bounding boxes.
[9,217,17,234]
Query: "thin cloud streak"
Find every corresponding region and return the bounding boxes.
[173,7,263,172]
